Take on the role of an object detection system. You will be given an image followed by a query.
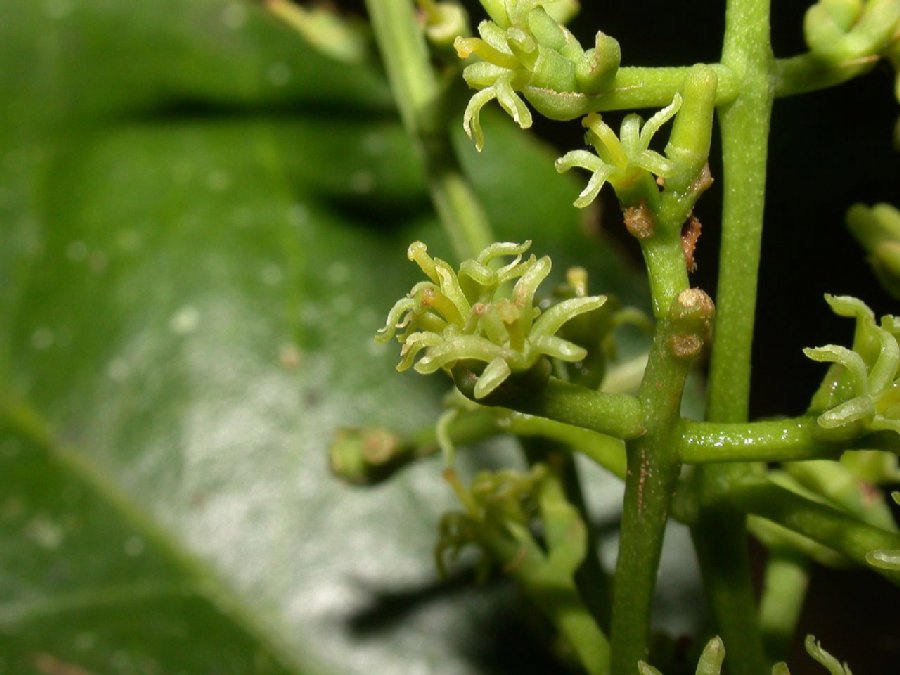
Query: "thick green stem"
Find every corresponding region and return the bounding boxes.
[691,1,774,672]
[677,416,899,463]
[365,0,493,260]
[609,292,706,672]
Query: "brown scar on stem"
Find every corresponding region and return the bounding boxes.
[623,201,655,240]
[637,450,650,516]
[681,214,702,273]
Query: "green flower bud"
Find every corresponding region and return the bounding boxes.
[576,32,621,94]
[664,65,718,193]
[329,427,409,485]
[847,202,900,299]
[454,1,620,148]
[420,1,471,50]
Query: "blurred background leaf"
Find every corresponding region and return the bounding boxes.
[0,1,667,673]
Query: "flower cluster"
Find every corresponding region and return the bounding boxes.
[454,0,620,149]
[436,465,547,578]
[805,294,900,437]
[376,240,606,399]
[555,95,682,207]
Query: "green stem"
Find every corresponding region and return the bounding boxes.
[677,416,899,463]
[454,373,646,440]
[707,0,774,422]
[572,65,740,112]
[365,0,493,260]
[609,306,697,672]
[773,53,882,97]
[691,1,774,672]
[759,550,810,661]
[726,475,900,585]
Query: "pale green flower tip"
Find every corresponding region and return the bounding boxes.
[638,663,662,675]
[463,103,486,152]
[572,189,599,209]
[532,335,586,362]
[817,397,873,428]
[771,662,791,675]
[865,548,900,570]
[478,239,532,265]
[824,293,874,321]
[640,92,683,144]
[804,635,853,675]
[473,357,511,399]
[697,636,726,675]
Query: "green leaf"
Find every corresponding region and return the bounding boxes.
[0,1,671,673]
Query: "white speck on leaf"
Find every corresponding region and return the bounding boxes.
[31,327,55,350]
[266,62,292,87]
[169,306,200,335]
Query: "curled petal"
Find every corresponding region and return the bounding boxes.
[804,345,870,395]
[461,60,509,88]
[463,86,499,151]
[435,260,472,319]
[817,395,875,429]
[531,295,606,338]
[494,76,533,130]
[867,324,900,392]
[415,334,504,373]
[474,357,513,399]
[639,93,682,148]
[583,113,627,167]
[459,259,497,288]
[804,635,852,675]
[512,254,552,313]
[619,113,642,154]
[555,150,615,206]
[397,331,443,371]
[826,293,881,361]
[633,149,675,178]
[376,297,416,343]
[530,334,587,362]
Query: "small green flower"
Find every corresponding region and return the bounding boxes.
[377,241,606,399]
[555,95,682,207]
[454,1,620,149]
[804,294,900,437]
